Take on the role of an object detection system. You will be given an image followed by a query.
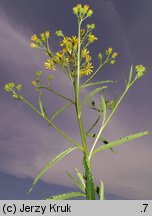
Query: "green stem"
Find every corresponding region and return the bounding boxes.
[89,86,130,158]
[21,96,83,151]
[38,86,75,104]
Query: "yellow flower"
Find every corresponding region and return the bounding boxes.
[112,52,118,58]
[110,60,116,64]
[45,31,50,38]
[44,59,56,70]
[31,34,38,41]
[106,47,113,55]
[80,62,94,76]
[81,48,90,58]
[30,43,38,48]
[40,33,46,42]
[88,34,98,43]
[32,81,37,86]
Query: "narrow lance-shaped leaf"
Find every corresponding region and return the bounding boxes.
[66,171,85,193]
[75,168,86,192]
[45,192,85,200]
[99,180,105,200]
[81,80,113,89]
[93,131,151,156]
[100,95,106,125]
[80,86,107,112]
[51,102,72,122]
[27,147,77,194]
[127,65,133,86]
[38,94,48,118]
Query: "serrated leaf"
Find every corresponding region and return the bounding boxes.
[75,168,86,191]
[81,80,113,89]
[45,192,85,200]
[99,180,105,200]
[66,171,85,193]
[83,157,96,200]
[27,147,77,194]
[80,86,107,111]
[51,102,72,121]
[93,131,151,156]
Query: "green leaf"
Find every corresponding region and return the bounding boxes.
[83,156,96,200]
[81,80,113,89]
[45,192,85,200]
[99,180,105,200]
[128,65,133,86]
[93,131,151,156]
[75,168,86,192]
[27,147,77,194]
[38,98,48,118]
[80,86,107,111]
[51,102,72,121]
[100,95,106,124]
[66,171,85,193]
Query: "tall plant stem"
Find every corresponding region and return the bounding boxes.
[74,19,95,199]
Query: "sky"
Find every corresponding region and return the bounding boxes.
[0,0,152,200]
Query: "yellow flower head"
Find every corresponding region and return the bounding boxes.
[30,43,38,48]
[80,62,94,76]
[81,48,90,58]
[44,59,56,70]
[45,31,50,38]
[106,47,113,55]
[88,34,98,43]
[31,34,38,41]
[112,52,118,58]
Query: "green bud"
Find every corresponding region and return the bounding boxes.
[47,75,54,81]
[87,9,93,17]
[36,71,43,77]
[4,83,15,92]
[16,84,22,91]
[55,30,64,37]
[98,53,103,61]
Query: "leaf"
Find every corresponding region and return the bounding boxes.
[80,86,107,111]
[99,180,105,200]
[75,168,86,192]
[38,96,48,118]
[93,131,151,156]
[128,65,133,86]
[83,156,96,200]
[100,95,106,124]
[81,80,113,89]
[27,147,77,194]
[51,102,72,121]
[45,192,85,200]
[66,171,85,193]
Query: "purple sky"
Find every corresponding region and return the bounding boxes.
[0,0,152,199]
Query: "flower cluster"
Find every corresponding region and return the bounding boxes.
[30,31,50,48]
[135,64,146,78]
[73,4,93,18]
[4,83,22,99]
[105,47,118,64]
